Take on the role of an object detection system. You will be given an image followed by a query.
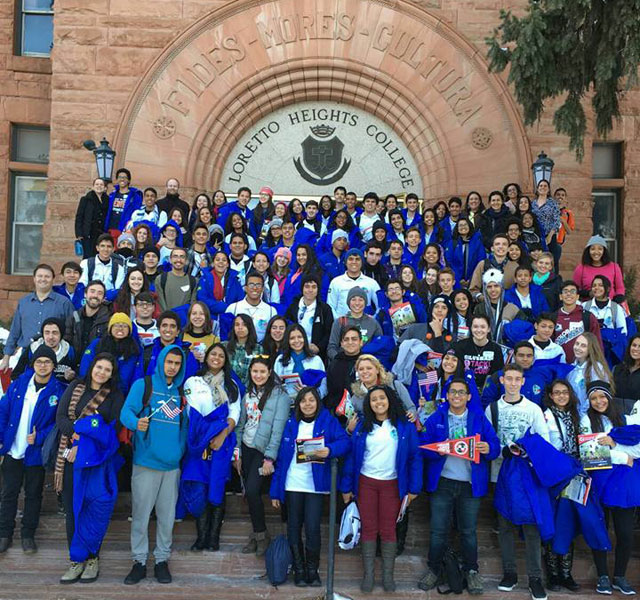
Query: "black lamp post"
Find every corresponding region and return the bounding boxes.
[83,137,116,183]
[531,151,554,189]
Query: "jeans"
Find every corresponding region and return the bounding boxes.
[241,444,267,533]
[0,455,45,539]
[592,507,635,578]
[498,513,542,578]
[428,477,481,572]
[285,491,324,552]
[548,234,562,273]
[358,474,400,542]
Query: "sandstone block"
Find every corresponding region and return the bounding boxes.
[95,47,157,76]
[109,28,177,49]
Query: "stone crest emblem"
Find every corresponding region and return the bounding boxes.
[294,125,351,185]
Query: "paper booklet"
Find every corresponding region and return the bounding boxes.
[560,473,592,505]
[296,436,326,464]
[578,433,612,470]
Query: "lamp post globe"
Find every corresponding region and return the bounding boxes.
[531,151,554,190]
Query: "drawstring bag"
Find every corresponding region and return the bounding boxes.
[338,501,361,550]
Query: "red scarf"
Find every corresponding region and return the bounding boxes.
[212,270,225,301]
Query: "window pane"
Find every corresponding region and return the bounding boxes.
[24,0,54,11]
[592,144,622,179]
[12,127,50,164]
[592,191,619,262]
[22,14,53,56]
[13,224,43,274]
[14,176,47,223]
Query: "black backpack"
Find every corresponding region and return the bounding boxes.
[437,547,466,594]
[264,534,292,587]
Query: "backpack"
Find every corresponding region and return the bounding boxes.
[41,425,60,471]
[264,534,292,587]
[437,547,466,594]
[87,256,122,286]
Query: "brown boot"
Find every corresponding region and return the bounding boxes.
[255,530,271,557]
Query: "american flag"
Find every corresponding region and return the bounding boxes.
[159,399,183,419]
[418,370,439,395]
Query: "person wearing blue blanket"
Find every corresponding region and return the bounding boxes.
[180,343,241,553]
[270,387,350,587]
[120,345,188,586]
[579,380,640,595]
[340,385,422,593]
[542,380,610,593]
[484,363,551,600]
[419,378,500,595]
[55,352,123,584]
[0,345,65,555]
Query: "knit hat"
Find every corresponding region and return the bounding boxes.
[482,268,504,286]
[142,245,160,259]
[117,232,136,248]
[209,223,224,236]
[585,235,608,249]
[274,247,292,262]
[586,380,613,402]
[259,186,274,198]
[108,312,132,333]
[332,229,349,243]
[41,316,65,337]
[344,248,364,261]
[267,218,284,233]
[347,286,367,306]
[30,344,57,367]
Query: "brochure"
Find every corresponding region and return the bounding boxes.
[296,436,326,464]
[397,494,410,523]
[281,373,303,397]
[560,473,592,505]
[335,390,356,421]
[578,433,612,470]
[388,302,416,333]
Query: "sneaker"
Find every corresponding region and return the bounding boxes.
[60,562,85,584]
[154,561,172,584]
[613,577,636,595]
[80,557,99,583]
[418,568,439,591]
[597,575,613,595]
[124,562,147,585]
[528,577,547,600]
[21,537,37,554]
[498,573,518,591]
[467,570,484,595]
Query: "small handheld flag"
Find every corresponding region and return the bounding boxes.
[420,434,481,464]
[148,398,183,420]
[418,370,439,397]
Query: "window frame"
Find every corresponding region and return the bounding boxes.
[16,0,54,58]
[591,189,622,264]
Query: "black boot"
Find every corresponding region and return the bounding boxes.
[305,546,322,587]
[207,503,225,551]
[543,545,561,591]
[190,512,208,552]
[290,544,307,587]
[559,547,580,592]
[396,511,409,556]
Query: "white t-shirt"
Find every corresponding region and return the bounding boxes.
[285,420,321,493]
[297,298,316,342]
[242,392,262,449]
[226,299,277,342]
[9,377,41,460]
[362,420,398,480]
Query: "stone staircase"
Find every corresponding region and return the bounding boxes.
[0,480,635,600]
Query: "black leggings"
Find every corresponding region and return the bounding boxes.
[592,507,635,578]
[241,444,267,534]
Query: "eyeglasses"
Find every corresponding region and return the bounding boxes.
[447,389,468,398]
[562,289,578,295]
[136,302,154,308]
[246,282,264,289]
[552,389,570,396]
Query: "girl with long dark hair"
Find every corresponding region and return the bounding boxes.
[613,334,640,400]
[224,314,262,386]
[113,267,151,320]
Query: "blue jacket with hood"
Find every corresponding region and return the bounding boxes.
[105,185,143,232]
[420,403,500,497]
[339,417,422,500]
[0,372,65,466]
[270,408,350,503]
[136,336,199,380]
[196,268,244,316]
[120,344,189,471]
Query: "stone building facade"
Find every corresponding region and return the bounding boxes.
[0,0,638,320]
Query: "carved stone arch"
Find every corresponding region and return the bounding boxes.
[114,0,531,198]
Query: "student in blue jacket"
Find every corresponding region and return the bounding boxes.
[196,251,245,317]
[340,385,422,593]
[504,265,550,322]
[270,387,350,587]
[445,218,486,288]
[419,378,500,595]
[0,345,65,554]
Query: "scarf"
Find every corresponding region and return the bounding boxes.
[549,406,578,457]
[290,351,306,375]
[533,272,550,286]
[487,254,509,271]
[290,268,303,285]
[54,382,110,493]
[212,270,225,301]
[203,370,229,408]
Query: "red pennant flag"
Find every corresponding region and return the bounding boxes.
[420,434,481,464]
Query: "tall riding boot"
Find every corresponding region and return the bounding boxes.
[381,541,397,592]
[255,530,271,557]
[190,511,208,552]
[543,544,561,591]
[208,502,225,551]
[290,544,307,587]
[396,512,409,556]
[305,546,322,587]
[559,546,580,592]
[361,541,377,593]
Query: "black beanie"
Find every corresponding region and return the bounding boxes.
[30,344,58,367]
[41,317,65,337]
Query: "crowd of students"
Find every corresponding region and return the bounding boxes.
[0,170,639,599]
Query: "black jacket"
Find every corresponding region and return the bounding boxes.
[157,194,190,223]
[284,295,334,359]
[362,262,389,288]
[64,303,112,359]
[75,190,109,241]
[614,365,640,402]
[325,350,360,411]
[539,272,563,312]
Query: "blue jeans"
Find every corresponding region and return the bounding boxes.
[285,491,324,552]
[428,477,481,572]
